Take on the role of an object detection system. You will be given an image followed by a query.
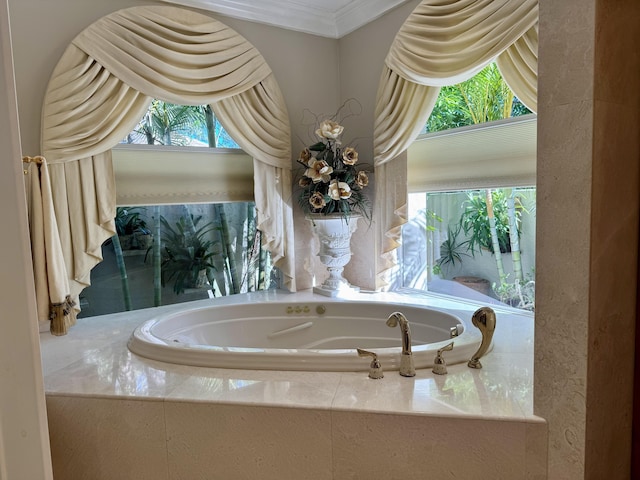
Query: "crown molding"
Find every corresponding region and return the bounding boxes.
[160,0,409,38]
[335,0,408,37]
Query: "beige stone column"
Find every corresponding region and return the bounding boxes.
[535,0,640,478]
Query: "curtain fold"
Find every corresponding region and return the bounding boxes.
[373,0,538,289]
[24,157,76,335]
[496,26,538,112]
[35,5,294,333]
[374,154,408,290]
[72,6,271,106]
[385,0,538,86]
[252,161,296,291]
[48,153,117,299]
[214,74,295,290]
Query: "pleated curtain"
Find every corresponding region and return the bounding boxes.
[34,5,295,334]
[373,0,538,289]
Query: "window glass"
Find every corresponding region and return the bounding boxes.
[122,100,240,148]
[81,101,273,318]
[401,189,536,311]
[400,63,536,311]
[422,62,532,135]
[79,203,276,318]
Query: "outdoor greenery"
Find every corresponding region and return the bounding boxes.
[128,100,257,302]
[87,100,272,317]
[420,62,536,311]
[159,215,218,295]
[114,207,149,237]
[433,224,469,275]
[425,63,531,134]
[123,99,239,148]
[493,270,536,311]
[459,190,523,255]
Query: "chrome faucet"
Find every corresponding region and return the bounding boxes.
[386,312,416,377]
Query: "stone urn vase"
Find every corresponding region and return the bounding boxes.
[308,214,360,297]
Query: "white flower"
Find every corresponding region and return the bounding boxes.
[309,192,326,210]
[304,158,333,183]
[342,147,358,165]
[329,179,352,200]
[356,170,369,188]
[315,120,344,140]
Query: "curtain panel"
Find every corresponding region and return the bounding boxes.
[373,0,538,289]
[24,157,76,335]
[36,5,295,334]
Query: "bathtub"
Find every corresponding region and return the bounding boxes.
[128,294,485,371]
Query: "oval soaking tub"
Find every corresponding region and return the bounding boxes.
[128,298,484,371]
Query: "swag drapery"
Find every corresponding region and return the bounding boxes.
[32,5,295,334]
[373,0,538,289]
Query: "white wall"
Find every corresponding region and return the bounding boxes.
[337,1,419,288]
[0,0,53,476]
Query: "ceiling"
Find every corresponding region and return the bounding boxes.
[159,0,410,38]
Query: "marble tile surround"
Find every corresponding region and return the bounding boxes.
[41,290,546,479]
[535,1,640,478]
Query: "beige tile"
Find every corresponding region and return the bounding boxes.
[167,368,342,408]
[585,98,638,478]
[525,420,548,479]
[44,343,194,399]
[538,0,595,108]
[165,401,332,480]
[333,364,528,419]
[46,395,168,480]
[331,410,530,478]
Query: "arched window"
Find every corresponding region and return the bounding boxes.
[399,64,536,311]
[372,0,538,298]
[30,5,294,334]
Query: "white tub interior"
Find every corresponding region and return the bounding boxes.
[128,296,485,371]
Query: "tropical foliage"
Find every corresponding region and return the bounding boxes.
[459,190,523,255]
[159,215,218,295]
[493,270,536,311]
[123,99,239,148]
[434,224,469,275]
[102,99,268,316]
[422,62,535,310]
[425,63,531,134]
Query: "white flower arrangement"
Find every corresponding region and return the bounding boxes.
[297,118,371,222]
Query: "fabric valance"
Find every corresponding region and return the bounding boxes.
[372,0,538,289]
[34,5,295,333]
[385,0,538,87]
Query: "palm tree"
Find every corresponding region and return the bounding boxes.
[202,105,217,148]
[128,99,264,299]
[134,100,203,146]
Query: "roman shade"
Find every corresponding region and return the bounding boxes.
[112,146,255,205]
[30,5,295,334]
[408,115,537,192]
[373,0,538,289]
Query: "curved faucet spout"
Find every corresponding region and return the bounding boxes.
[386,312,411,355]
[386,312,416,377]
[467,307,496,369]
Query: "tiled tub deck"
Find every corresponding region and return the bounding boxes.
[40,290,546,480]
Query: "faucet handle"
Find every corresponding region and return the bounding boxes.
[432,342,454,375]
[357,348,384,379]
